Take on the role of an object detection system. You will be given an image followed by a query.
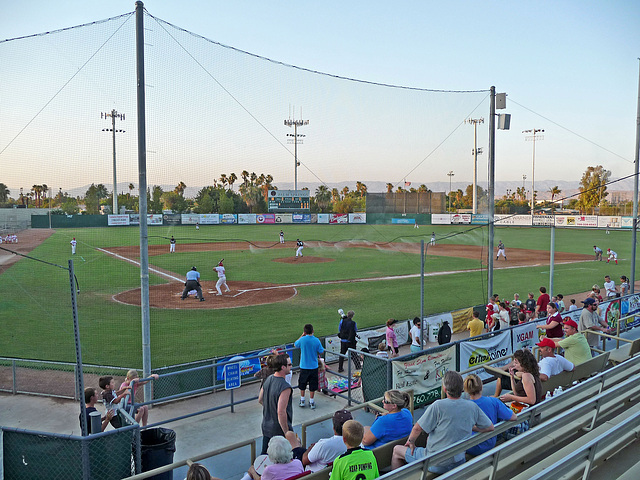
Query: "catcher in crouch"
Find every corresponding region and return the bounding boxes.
[213,260,231,296]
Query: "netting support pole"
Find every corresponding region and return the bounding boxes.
[70,260,88,443]
[136,1,152,403]
[631,59,640,293]
[487,87,496,302]
[420,240,425,348]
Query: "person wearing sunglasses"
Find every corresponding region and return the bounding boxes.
[361,390,413,449]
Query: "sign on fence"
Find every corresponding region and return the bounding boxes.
[392,345,456,408]
[224,363,241,390]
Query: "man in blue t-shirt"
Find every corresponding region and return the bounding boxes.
[294,323,324,410]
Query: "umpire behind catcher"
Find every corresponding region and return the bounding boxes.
[181,266,205,301]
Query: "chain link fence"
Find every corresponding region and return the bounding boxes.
[2,423,139,480]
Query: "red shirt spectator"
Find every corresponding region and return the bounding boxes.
[535,287,550,318]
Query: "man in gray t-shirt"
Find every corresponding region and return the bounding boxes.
[259,354,293,454]
[392,371,493,474]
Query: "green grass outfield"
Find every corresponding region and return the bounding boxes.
[1,224,636,368]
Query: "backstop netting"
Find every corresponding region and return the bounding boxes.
[0,6,490,378]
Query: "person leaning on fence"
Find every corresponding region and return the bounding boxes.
[99,376,131,428]
[120,369,159,427]
[391,370,493,474]
[80,387,114,434]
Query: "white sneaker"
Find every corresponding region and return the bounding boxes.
[299,399,305,408]
[310,402,316,410]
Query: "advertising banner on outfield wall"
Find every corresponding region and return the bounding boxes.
[129,214,140,225]
[622,217,634,228]
[451,213,472,224]
[495,214,531,226]
[238,214,256,224]
[108,215,130,226]
[317,214,330,224]
[292,214,311,223]
[349,213,367,224]
[391,217,415,224]
[148,214,163,225]
[392,346,456,407]
[275,214,293,224]
[459,332,512,380]
[163,213,181,225]
[471,214,489,225]
[220,214,237,224]
[256,213,275,224]
[554,215,597,227]
[431,214,450,225]
[330,214,348,224]
[200,214,219,224]
[597,216,621,228]
[533,215,554,226]
[181,214,200,225]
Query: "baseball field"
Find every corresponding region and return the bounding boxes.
[0,223,633,368]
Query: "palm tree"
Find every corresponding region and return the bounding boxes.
[386,183,394,193]
[341,186,350,199]
[239,183,262,213]
[549,186,561,203]
[129,183,135,197]
[355,181,367,198]
[0,183,9,203]
[417,184,429,193]
[228,173,237,190]
[174,181,186,196]
[219,174,228,189]
[31,185,42,207]
[315,185,331,212]
[241,170,250,187]
[331,188,340,203]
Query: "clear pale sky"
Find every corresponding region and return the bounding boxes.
[1,0,639,194]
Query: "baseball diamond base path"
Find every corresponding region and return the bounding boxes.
[104,241,594,310]
[113,280,298,309]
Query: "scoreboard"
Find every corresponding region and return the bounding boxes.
[268,190,310,212]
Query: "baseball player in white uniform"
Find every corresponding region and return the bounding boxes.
[496,240,507,260]
[279,230,285,244]
[606,249,618,265]
[430,232,436,246]
[295,239,304,258]
[169,236,176,253]
[214,260,231,295]
[70,237,77,254]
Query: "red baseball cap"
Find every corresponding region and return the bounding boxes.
[564,319,578,329]
[536,337,556,349]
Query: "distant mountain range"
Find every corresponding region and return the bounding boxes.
[63,178,636,203]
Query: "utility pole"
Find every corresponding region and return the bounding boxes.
[447,171,455,212]
[466,118,484,214]
[523,129,544,224]
[284,107,309,191]
[102,109,125,215]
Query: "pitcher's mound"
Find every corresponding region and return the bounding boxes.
[275,256,334,264]
[113,281,297,309]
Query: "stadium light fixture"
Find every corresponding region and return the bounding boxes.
[523,129,544,223]
[101,109,125,215]
[465,118,484,214]
[284,107,309,190]
[447,171,455,212]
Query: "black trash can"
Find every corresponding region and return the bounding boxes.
[140,427,176,480]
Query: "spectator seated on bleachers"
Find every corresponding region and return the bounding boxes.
[247,434,304,480]
[362,390,413,449]
[498,349,543,406]
[551,319,593,366]
[330,420,379,480]
[186,462,223,480]
[493,339,574,396]
[463,374,516,456]
[298,409,352,472]
[391,371,493,474]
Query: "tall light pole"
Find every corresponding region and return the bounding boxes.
[102,109,125,215]
[447,171,455,212]
[284,109,309,191]
[523,129,544,223]
[466,118,484,214]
